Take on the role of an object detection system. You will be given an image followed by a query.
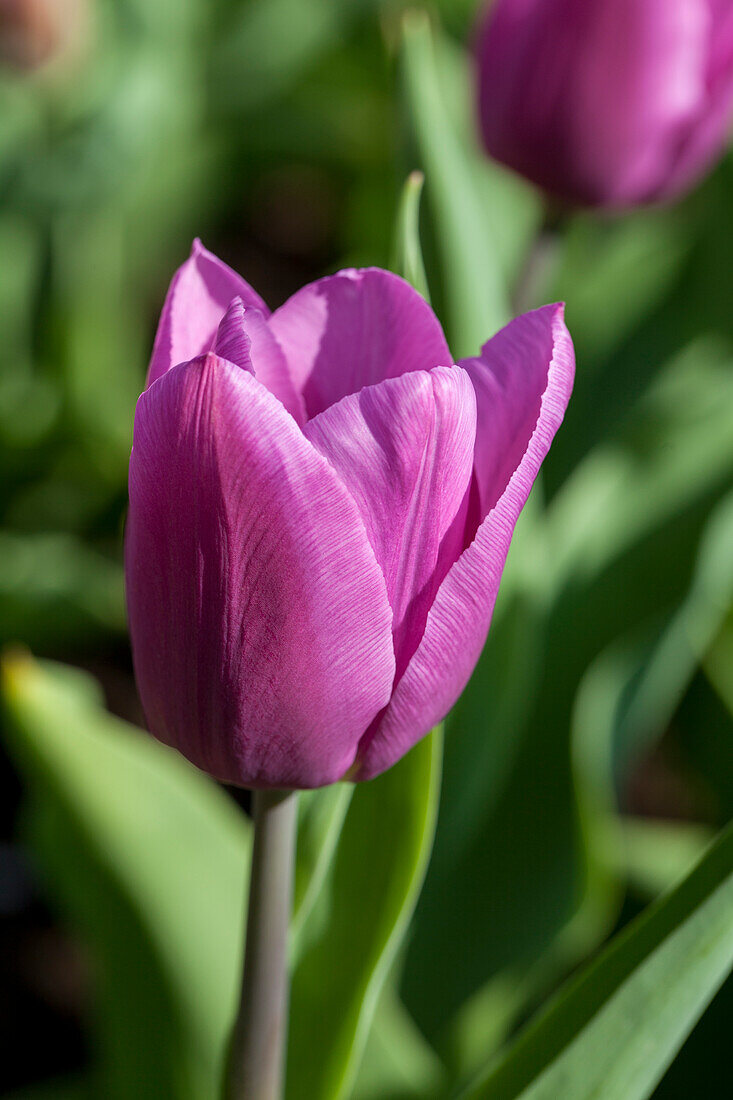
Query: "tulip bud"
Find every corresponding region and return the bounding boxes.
[0,0,88,72]
[125,241,574,789]
[475,0,733,209]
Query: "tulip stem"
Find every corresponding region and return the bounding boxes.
[512,211,564,315]
[224,788,298,1100]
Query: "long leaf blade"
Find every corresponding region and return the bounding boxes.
[462,822,733,1100]
[400,11,510,353]
[2,654,251,1100]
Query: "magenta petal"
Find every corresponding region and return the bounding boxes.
[660,0,733,199]
[146,240,269,389]
[461,304,568,523]
[268,267,453,418]
[214,299,305,424]
[213,298,255,372]
[305,366,477,678]
[355,305,574,781]
[126,355,395,789]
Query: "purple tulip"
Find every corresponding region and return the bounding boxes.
[476,0,733,209]
[125,241,574,788]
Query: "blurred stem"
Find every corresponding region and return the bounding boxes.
[511,227,563,315]
[224,789,298,1100]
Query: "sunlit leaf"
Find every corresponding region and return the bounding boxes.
[351,983,446,1100]
[461,822,733,1100]
[287,729,442,1100]
[400,11,515,353]
[291,783,353,961]
[2,655,251,1100]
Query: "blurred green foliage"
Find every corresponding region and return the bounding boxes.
[2,654,440,1100]
[1,1,732,1098]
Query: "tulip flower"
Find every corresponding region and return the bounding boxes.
[0,0,89,71]
[475,0,733,209]
[125,240,574,789]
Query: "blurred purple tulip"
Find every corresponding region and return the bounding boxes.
[125,241,574,788]
[0,0,88,70]
[476,0,733,208]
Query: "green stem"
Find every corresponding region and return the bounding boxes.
[511,203,567,315]
[511,227,562,316]
[224,789,298,1100]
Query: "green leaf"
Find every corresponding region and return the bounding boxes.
[400,500,554,1053]
[613,486,733,769]
[438,523,726,1085]
[546,339,733,594]
[618,819,713,900]
[2,654,251,1100]
[351,983,446,1100]
[403,353,733,1058]
[703,585,733,722]
[568,475,733,933]
[426,26,542,299]
[391,170,430,300]
[287,728,443,1100]
[2,653,444,1100]
[461,822,733,1100]
[291,782,353,961]
[400,11,519,353]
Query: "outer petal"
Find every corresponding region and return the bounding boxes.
[126,354,395,789]
[146,240,269,388]
[355,305,574,780]
[214,298,305,424]
[460,305,563,522]
[476,0,708,208]
[305,366,476,678]
[268,267,452,418]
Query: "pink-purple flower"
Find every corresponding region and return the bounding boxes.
[125,241,574,788]
[475,0,733,209]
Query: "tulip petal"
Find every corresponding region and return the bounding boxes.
[305,366,477,678]
[268,267,453,418]
[126,355,395,789]
[212,297,255,372]
[214,299,305,424]
[461,304,563,526]
[146,240,268,388]
[355,305,574,780]
[660,0,733,199]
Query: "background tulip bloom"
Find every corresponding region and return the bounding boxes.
[125,241,574,789]
[475,0,733,209]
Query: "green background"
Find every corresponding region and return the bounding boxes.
[1,1,732,1097]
